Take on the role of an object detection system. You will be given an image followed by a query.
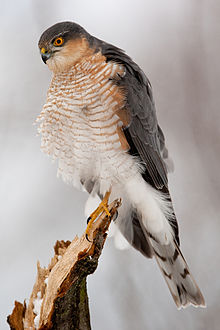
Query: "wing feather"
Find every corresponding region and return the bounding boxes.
[93,37,179,243]
[96,38,168,189]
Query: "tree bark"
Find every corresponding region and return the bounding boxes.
[7,199,121,330]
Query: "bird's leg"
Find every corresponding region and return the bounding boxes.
[86,190,111,241]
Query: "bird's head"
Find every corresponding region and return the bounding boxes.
[38,22,93,73]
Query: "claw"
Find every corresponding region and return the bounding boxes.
[85,233,92,242]
[85,190,111,241]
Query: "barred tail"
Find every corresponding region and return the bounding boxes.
[149,236,206,309]
[110,180,205,309]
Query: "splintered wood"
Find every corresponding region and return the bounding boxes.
[8,199,120,330]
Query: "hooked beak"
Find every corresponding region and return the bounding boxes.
[40,48,52,64]
[41,53,51,64]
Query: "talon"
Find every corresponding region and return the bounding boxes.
[113,210,118,222]
[85,190,111,241]
[86,233,92,242]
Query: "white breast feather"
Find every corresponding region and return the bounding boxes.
[37,55,140,193]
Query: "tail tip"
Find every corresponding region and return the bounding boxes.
[175,294,206,310]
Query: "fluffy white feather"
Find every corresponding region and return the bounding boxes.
[124,175,174,244]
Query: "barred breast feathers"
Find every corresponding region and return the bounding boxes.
[36,52,140,192]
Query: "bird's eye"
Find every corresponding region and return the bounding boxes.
[53,37,64,47]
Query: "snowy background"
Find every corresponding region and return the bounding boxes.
[0,0,220,329]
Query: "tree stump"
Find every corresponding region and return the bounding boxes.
[7,199,121,330]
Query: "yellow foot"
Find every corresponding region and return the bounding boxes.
[86,191,111,242]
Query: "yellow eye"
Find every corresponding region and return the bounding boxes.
[53,37,64,47]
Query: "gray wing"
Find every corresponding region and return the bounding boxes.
[97,39,168,190]
[122,70,168,189]
[92,38,179,247]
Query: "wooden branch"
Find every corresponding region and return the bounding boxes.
[8,199,121,330]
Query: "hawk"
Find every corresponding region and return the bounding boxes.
[37,21,205,309]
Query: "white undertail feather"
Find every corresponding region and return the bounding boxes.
[113,175,205,308]
[125,175,174,245]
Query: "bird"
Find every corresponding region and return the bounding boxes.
[37,21,205,309]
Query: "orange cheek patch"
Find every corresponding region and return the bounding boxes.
[60,38,94,63]
[48,38,95,73]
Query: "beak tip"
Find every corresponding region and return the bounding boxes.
[41,53,51,64]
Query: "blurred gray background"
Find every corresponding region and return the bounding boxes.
[0,0,219,329]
